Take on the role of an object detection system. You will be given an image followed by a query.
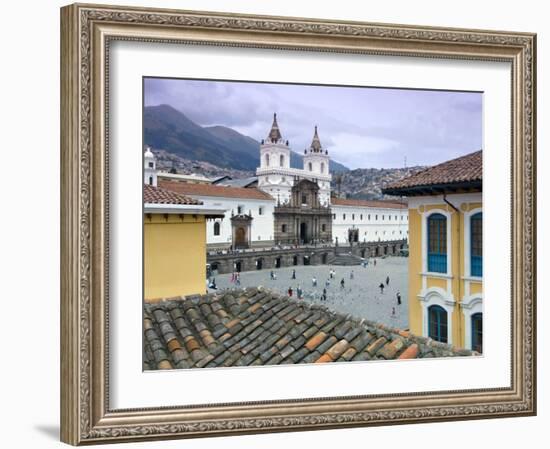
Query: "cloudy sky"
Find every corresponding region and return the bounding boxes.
[144,77,482,169]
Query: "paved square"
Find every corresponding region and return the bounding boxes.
[211,256,409,330]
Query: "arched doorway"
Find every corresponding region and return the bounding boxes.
[303,255,310,266]
[321,253,328,264]
[300,222,308,244]
[293,255,298,266]
[275,257,282,268]
[235,261,242,272]
[256,259,263,270]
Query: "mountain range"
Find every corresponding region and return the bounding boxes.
[144,104,349,173]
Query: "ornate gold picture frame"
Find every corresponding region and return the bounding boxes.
[60,3,536,445]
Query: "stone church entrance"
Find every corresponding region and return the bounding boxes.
[300,222,308,244]
[274,179,332,245]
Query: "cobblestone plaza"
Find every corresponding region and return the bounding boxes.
[212,256,409,330]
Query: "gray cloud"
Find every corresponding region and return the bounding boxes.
[145,78,482,169]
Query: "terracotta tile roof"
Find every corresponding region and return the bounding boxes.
[331,197,407,209]
[159,179,275,201]
[382,150,482,195]
[143,288,476,370]
[143,183,203,205]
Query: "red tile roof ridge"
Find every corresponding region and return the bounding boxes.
[331,197,407,209]
[383,150,482,193]
[159,179,275,201]
[143,183,203,205]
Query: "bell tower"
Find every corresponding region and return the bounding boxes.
[303,126,331,205]
[257,113,293,203]
[144,146,157,186]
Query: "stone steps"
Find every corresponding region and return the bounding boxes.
[327,253,363,266]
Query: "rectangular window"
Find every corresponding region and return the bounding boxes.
[259,206,264,215]
[148,162,154,168]
[282,224,287,233]
[343,214,346,220]
[301,194,307,205]
[237,205,243,214]
[471,213,483,276]
[428,214,447,273]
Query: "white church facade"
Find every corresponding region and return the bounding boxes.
[257,114,332,206]
[146,113,408,249]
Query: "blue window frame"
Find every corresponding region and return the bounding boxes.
[471,212,482,277]
[427,213,447,273]
[471,312,483,353]
[428,305,448,343]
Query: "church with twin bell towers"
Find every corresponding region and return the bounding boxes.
[256,113,333,245]
[256,113,332,207]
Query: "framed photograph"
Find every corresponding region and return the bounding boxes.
[60,3,536,445]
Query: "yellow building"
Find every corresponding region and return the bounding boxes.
[143,183,225,302]
[383,151,482,352]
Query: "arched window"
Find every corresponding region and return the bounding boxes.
[213,221,221,236]
[428,213,447,273]
[428,305,448,343]
[321,162,325,173]
[265,154,270,166]
[471,212,483,277]
[308,162,313,171]
[148,176,153,185]
[471,312,483,353]
[279,154,284,167]
[281,224,287,233]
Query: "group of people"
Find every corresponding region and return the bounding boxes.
[377,275,402,306]
[227,259,403,310]
[229,271,241,286]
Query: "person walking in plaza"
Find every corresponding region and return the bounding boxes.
[350,270,354,280]
[379,282,385,294]
[325,278,330,288]
[340,278,345,289]
[396,291,402,305]
[312,276,317,287]
[322,288,327,302]
[288,286,293,297]
[292,269,296,280]
[270,270,275,280]
[373,259,377,266]
[386,275,390,285]
[231,272,235,283]
[297,285,303,299]
[235,273,241,286]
